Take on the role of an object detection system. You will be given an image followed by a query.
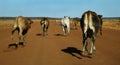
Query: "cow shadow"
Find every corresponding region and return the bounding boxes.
[61,47,82,59]
[54,34,65,36]
[36,33,48,36]
[3,43,18,52]
[3,42,26,52]
[8,43,18,49]
[36,33,43,36]
[8,42,24,49]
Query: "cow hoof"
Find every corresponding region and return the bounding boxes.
[92,50,96,54]
[87,55,93,58]
[88,53,92,55]
[19,42,25,47]
[82,51,88,56]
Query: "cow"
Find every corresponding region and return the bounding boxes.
[11,16,33,46]
[80,10,103,56]
[98,15,103,35]
[40,18,49,36]
[71,17,80,30]
[61,16,70,35]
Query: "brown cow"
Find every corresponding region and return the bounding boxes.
[11,16,33,46]
[71,17,80,30]
[40,18,49,36]
[98,15,103,35]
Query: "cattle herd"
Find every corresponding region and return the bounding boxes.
[10,10,103,57]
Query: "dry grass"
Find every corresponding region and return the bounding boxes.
[0,19,14,28]
[103,21,120,30]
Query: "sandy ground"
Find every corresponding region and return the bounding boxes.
[0,21,120,65]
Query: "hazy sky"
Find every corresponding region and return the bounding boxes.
[0,0,120,18]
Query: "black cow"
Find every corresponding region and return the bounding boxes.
[80,10,103,56]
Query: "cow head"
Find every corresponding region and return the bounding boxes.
[64,16,70,19]
[98,15,102,19]
[27,18,33,24]
[26,18,33,29]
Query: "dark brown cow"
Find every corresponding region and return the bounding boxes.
[80,10,103,56]
[71,17,80,30]
[11,16,33,46]
[98,15,103,35]
[40,18,49,36]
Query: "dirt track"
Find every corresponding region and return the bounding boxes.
[0,21,120,65]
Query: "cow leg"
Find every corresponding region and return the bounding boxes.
[44,26,48,36]
[42,25,45,36]
[90,35,96,55]
[18,27,23,44]
[62,26,66,35]
[82,18,88,55]
[11,25,18,40]
[43,26,48,36]
[74,21,77,29]
[64,27,66,35]
[46,26,49,35]
[67,25,70,34]
[11,29,16,40]
[43,27,47,36]
[82,25,88,54]
[100,27,102,35]
[43,28,45,36]
[45,28,48,36]
[82,33,88,55]
[44,28,47,36]
[18,33,22,44]
[22,34,26,46]
[18,29,26,46]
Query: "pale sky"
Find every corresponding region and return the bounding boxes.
[0,0,120,18]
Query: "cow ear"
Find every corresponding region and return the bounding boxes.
[27,18,33,24]
[98,15,102,18]
[69,17,70,19]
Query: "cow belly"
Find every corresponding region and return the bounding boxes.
[22,29,28,35]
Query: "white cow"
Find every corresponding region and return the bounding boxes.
[61,16,70,35]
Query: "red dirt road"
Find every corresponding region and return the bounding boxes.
[0,21,120,65]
